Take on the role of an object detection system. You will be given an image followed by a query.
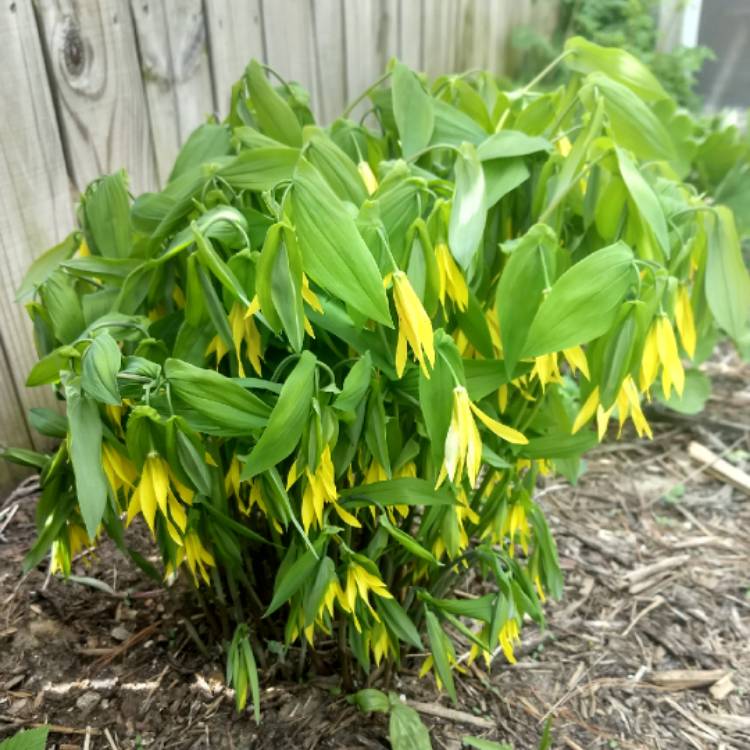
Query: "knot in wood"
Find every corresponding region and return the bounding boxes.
[63,22,85,77]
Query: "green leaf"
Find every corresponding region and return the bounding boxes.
[241,351,316,479]
[218,146,300,191]
[16,233,78,301]
[240,636,261,724]
[0,448,49,470]
[375,597,423,649]
[65,384,108,538]
[430,99,487,147]
[265,545,319,616]
[379,513,440,565]
[522,431,598,460]
[26,345,80,387]
[419,340,454,469]
[334,352,372,412]
[523,242,635,356]
[483,157,530,208]
[164,358,271,435]
[656,368,711,415]
[289,158,391,325]
[565,36,669,102]
[0,726,50,750]
[270,230,305,351]
[349,688,390,714]
[340,478,454,509]
[584,75,675,162]
[81,170,132,258]
[477,130,552,160]
[706,206,750,343]
[449,143,486,269]
[424,608,457,703]
[192,224,250,305]
[390,702,433,750]
[303,126,367,204]
[496,224,558,375]
[462,737,512,750]
[169,123,232,182]
[617,148,670,258]
[81,332,122,405]
[28,408,68,439]
[41,271,84,344]
[392,61,435,158]
[246,60,303,147]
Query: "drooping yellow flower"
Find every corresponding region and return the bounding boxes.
[76,238,91,257]
[182,531,215,585]
[615,376,653,439]
[364,458,388,484]
[172,285,186,309]
[358,161,379,195]
[498,618,520,664]
[531,353,562,390]
[640,316,685,398]
[344,562,393,626]
[503,502,530,557]
[300,446,360,531]
[572,377,653,440]
[438,386,528,488]
[101,442,136,496]
[674,286,696,359]
[50,523,93,576]
[435,242,469,311]
[655,315,685,398]
[126,454,193,542]
[562,345,590,379]
[371,621,393,665]
[206,298,263,377]
[127,453,169,533]
[392,271,435,378]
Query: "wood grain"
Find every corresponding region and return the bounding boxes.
[36,0,157,194]
[204,0,265,117]
[262,0,319,114]
[423,0,459,78]
[0,0,73,474]
[310,0,346,123]
[343,0,399,120]
[130,0,216,184]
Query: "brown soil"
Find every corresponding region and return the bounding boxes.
[1,353,748,750]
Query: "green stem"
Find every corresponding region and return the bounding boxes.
[343,71,391,118]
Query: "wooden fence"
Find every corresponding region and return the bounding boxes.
[0,0,554,489]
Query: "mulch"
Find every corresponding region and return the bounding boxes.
[1,352,748,749]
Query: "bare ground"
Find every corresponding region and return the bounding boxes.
[1,354,748,750]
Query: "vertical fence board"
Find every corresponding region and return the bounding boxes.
[310,0,346,122]
[423,0,459,78]
[204,0,265,117]
[399,0,424,70]
[130,0,216,185]
[36,0,157,195]
[343,0,399,120]
[262,0,319,113]
[0,0,74,477]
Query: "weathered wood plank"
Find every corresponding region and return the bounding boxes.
[130,0,216,185]
[262,0,319,113]
[36,0,157,194]
[423,0,460,78]
[204,0,265,117]
[310,0,346,123]
[398,0,424,70]
[0,0,74,480]
[343,0,399,120]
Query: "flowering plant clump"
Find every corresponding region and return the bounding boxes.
[4,39,749,716]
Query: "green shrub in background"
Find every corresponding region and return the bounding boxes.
[513,0,713,111]
[3,39,749,725]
